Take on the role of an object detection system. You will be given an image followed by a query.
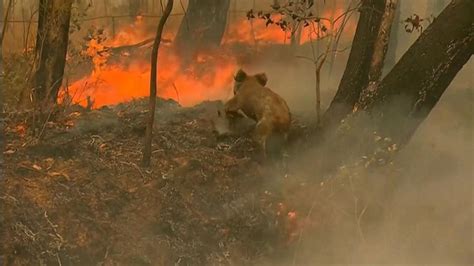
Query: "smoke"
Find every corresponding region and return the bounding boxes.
[256,55,473,264]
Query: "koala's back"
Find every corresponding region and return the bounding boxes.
[238,81,291,133]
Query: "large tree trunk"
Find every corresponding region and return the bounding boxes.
[322,0,386,128]
[426,0,448,17]
[359,0,473,145]
[31,0,73,104]
[142,0,174,167]
[174,0,230,63]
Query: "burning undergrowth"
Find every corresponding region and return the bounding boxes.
[64,18,239,108]
[62,5,357,110]
[1,98,314,265]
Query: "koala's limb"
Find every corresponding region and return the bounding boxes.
[254,117,273,159]
[223,96,245,131]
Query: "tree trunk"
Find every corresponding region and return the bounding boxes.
[129,0,146,17]
[355,0,398,110]
[426,0,448,17]
[174,0,230,63]
[383,0,401,75]
[0,0,7,116]
[359,0,473,145]
[142,0,174,167]
[322,0,386,128]
[1,0,13,49]
[31,0,73,104]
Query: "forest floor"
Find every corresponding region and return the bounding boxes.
[2,87,472,265]
[1,98,319,265]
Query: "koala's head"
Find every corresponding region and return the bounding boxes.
[233,69,268,95]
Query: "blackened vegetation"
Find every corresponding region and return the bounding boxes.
[1,99,310,265]
[246,0,323,45]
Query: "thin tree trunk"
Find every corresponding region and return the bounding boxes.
[322,0,386,128]
[355,0,398,110]
[142,0,174,167]
[360,0,473,145]
[1,0,13,47]
[383,0,400,75]
[382,0,402,76]
[367,0,398,82]
[31,0,73,104]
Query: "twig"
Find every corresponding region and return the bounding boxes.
[172,82,181,104]
[120,161,147,180]
[44,210,65,266]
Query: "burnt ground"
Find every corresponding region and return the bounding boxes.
[2,92,472,265]
[1,98,315,265]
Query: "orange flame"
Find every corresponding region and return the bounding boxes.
[65,6,355,109]
[67,49,237,107]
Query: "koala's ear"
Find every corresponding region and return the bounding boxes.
[234,69,247,82]
[255,73,268,86]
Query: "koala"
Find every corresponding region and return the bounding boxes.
[223,68,291,160]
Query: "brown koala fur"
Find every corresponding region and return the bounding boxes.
[224,69,291,158]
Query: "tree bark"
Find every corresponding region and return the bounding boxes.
[355,0,398,110]
[31,0,73,104]
[142,0,174,167]
[322,0,386,128]
[383,0,401,75]
[359,0,473,145]
[426,0,448,17]
[174,0,230,63]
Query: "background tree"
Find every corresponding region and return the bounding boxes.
[174,0,230,64]
[1,0,14,61]
[129,0,146,17]
[31,0,73,104]
[142,0,174,167]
